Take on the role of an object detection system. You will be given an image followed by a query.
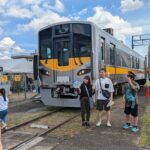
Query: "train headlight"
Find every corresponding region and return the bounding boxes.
[77,69,91,76]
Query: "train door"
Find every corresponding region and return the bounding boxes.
[53,38,73,83]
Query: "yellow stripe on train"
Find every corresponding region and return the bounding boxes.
[40,58,145,74]
[40,57,90,71]
[106,66,145,75]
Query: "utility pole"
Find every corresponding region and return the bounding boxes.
[132,34,150,49]
[131,34,150,82]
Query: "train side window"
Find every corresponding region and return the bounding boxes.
[136,57,138,69]
[130,55,132,68]
[136,58,140,69]
[101,37,105,60]
[110,43,115,65]
[132,56,135,68]
[138,59,140,69]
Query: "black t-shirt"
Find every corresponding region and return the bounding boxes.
[79,83,94,99]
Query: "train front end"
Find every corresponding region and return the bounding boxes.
[38,22,92,107]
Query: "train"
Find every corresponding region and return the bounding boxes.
[34,21,149,107]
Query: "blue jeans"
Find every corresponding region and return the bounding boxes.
[0,109,8,122]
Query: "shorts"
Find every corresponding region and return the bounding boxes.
[124,104,138,117]
[97,100,110,111]
[0,109,8,122]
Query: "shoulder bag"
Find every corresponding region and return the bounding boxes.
[99,79,111,99]
[84,85,94,109]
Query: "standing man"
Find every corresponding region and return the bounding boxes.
[95,68,114,127]
[123,72,140,133]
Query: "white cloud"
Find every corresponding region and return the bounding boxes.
[0,37,27,59]
[78,8,88,16]
[0,20,9,35]
[3,51,10,55]
[13,46,25,53]
[69,8,88,20]
[17,11,70,32]
[0,0,9,6]
[87,6,143,41]
[0,37,15,51]
[5,6,33,19]
[0,56,11,59]
[0,0,67,32]
[49,0,64,12]
[121,0,144,12]
[0,0,65,19]
[21,0,42,5]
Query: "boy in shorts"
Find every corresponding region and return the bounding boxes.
[123,72,140,133]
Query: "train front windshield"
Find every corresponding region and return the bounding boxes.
[39,23,92,65]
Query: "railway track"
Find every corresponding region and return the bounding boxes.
[9,93,41,109]
[2,108,63,134]
[8,113,79,150]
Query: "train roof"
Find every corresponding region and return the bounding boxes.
[93,23,144,60]
[38,20,94,31]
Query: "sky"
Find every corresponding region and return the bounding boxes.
[0,0,150,59]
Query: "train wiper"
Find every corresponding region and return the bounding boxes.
[78,49,83,65]
[45,57,48,64]
[72,48,78,65]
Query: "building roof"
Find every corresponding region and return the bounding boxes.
[11,53,35,59]
[0,59,33,74]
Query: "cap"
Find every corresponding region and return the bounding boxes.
[127,71,136,79]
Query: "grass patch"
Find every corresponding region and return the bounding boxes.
[139,99,150,148]
[7,110,51,127]
[50,96,122,138]
[50,108,97,138]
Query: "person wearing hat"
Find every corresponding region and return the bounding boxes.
[123,71,140,133]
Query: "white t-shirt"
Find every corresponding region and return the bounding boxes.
[0,96,8,111]
[95,77,114,100]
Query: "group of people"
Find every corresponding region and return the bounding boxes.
[0,68,140,134]
[78,68,140,133]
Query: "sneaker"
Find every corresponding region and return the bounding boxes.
[123,123,131,129]
[86,122,90,127]
[82,122,86,126]
[1,124,7,130]
[106,122,111,127]
[131,126,139,133]
[96,121,101,127]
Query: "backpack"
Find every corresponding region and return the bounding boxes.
[125,85,135,104]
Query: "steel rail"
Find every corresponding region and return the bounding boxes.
[8,113,79,150]
[2,108,63,134]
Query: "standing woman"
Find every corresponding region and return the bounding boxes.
[78,76,95,127]
[0,88,8,130]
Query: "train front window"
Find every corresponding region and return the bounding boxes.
[54,38,70,66]
[73,24,91,57]
[39,28,52,59]
[55,24,70,35]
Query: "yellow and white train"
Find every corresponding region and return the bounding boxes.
[34,21,148,107]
